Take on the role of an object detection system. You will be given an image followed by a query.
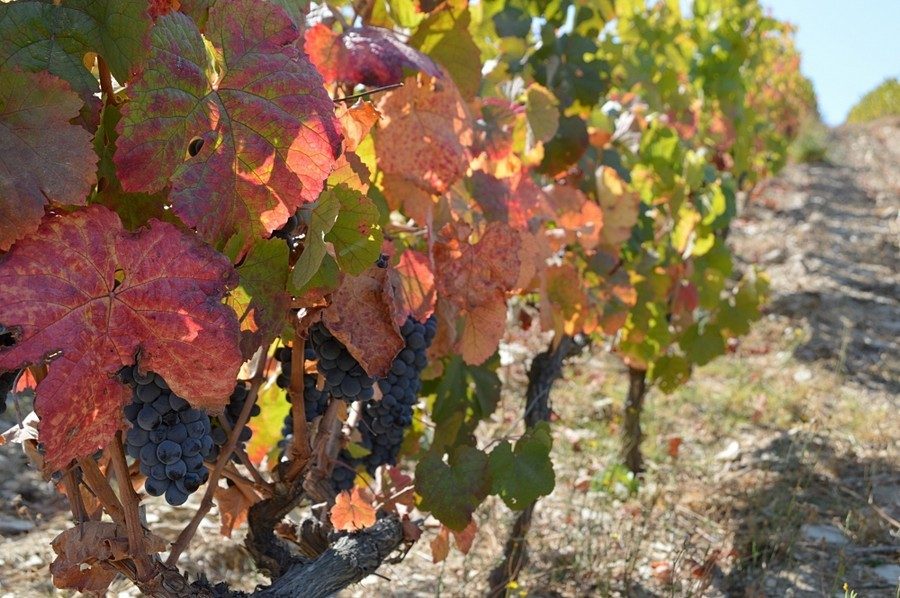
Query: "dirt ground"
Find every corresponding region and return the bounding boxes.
[0,119,897,597]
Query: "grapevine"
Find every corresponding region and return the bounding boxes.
[0,0,814,595]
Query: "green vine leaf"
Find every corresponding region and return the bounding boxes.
[489,421,555,510]
[324,185,384,276]
[409,5,481,100]
[290,192,341,291]
[416,446,490,531]
[0,0,151,96]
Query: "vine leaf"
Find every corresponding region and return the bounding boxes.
[322,266,405,377]
[90,103,175,231]
[50,521,167,593]
[430,519,477,563]
[434,222,522,365]
[409,5,481,100]
[226,240,291,359]
[215,484,261,537]
[336,102,381,153]
[0,70,97,251]
[415,446,491,531]
[290,192,341,291]
[468,170,552,231]
[377,467,415,513]
[115,0,342,256]
[0,206,241,471]
[541,263,594,336]
[452,519,477,554]
[331,487,377,531]
[376,73,473,196]
[524,84,560,144]
[392,250,436,323]
[325,185,384,275]
[430,526,451,563]
[305,23,440,87]
[489,421,555,509]
[0,0,150,98]
[596,166,640,247]
[246,381,290,465]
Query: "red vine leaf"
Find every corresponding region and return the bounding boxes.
[148,0,181,19]
[0,206,241,471]
[596,166,640,247]
[50,521,166,593]
[434,223,522,365]
[468,170,551,231]
[376,73,473,195]
[305,23,441,87]
[381,173,436,225]
[336,102,381,153]
[322,266,405,377]
[452,519,477,554]
[540,263,593,337]
[215,484,261,537]
[330,487,377,532]
[115,0,342,255]
[377,466,415,513]
[0,70,97,251]
[430,526,450,563]
[392,251,436,323]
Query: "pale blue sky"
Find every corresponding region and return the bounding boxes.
[762,1,900,125]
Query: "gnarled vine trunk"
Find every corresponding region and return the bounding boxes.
[621,366,648,474]
[488,334,584,596]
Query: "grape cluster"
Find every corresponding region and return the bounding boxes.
[308,323,375,402]
[120,367,212,506]
[331,449,358,492]
[359,315,436,472]
[207,381,259,463]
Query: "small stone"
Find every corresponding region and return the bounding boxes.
[716,440,741,461]
[793,368,812,382]
[0,515,35,534]
[872,564,900,585]
[800,523,849,546]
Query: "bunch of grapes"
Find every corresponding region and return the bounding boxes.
[207,381,259,463]
[308,323,375,402]
[359,315,437,472]
[120,367,212,506]
[331,449,358,492]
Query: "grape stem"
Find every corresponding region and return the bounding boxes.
[77,456,125,523]
[97,57,118,106]
[222,463,264,500]
[215,414,270,491]
[332,82,403,103]
[165,352,268,566]
[109,430,153,580]
[62,467,88,523]
[285,337,312,483]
